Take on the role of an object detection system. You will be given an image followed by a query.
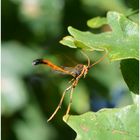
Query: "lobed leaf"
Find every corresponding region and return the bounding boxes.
[63,104,139,140]
[60,12,138,61]
[87,17,107,28]
[59,36,77,48]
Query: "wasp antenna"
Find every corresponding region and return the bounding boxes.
[32,59,44,65]
[80,51,90,67]
[89,50,108,69]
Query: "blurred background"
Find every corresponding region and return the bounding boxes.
[1,0,138,140]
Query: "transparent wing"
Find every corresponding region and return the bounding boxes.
[51,66,76,76]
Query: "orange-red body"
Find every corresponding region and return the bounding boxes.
[42,59,71,74]
[32,58,85,77]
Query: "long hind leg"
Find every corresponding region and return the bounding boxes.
[47,85,72,122]
[65,87,74,116]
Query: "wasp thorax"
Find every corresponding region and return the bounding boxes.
[70,64,84,77]
[75,64,84,70]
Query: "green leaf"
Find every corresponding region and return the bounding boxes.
[59,36,77,48]
[63,104,138,140]
[131,93,139,104]
[60,12,138,61]
[87,17,107,28]
[120,59,139,94]
[60,35,95,51]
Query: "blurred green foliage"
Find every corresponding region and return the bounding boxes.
[2,0,138,140]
